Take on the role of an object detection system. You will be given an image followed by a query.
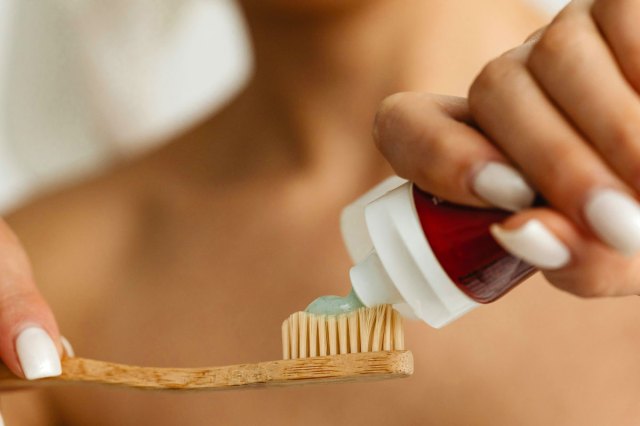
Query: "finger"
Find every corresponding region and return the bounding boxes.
[592,0,640,93]
[469,49,640,255]
[374,92,534,211]
[0,221,62,380]
[527,2,640,191]
[491,207,640,297]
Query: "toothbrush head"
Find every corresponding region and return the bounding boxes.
[281,305,404,360]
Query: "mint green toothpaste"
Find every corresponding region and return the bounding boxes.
[305,288,365,315]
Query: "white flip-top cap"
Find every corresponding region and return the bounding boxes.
[341,176,408,263]
[341,178,478,328]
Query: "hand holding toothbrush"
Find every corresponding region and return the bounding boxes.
[374,0,640,297]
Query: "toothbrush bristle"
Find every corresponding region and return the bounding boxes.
[281,305,404,360]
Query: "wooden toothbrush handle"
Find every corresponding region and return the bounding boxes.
[0,351,413,391]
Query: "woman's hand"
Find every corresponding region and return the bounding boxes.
[374,0,640,297]
[0,219,66,380]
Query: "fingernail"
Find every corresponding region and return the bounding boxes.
[16,327,61,380]
[472,162,535,211]
[61,336,75,358]
[490,220,570,269]
[0,410,5,426]
[584,189,640,256]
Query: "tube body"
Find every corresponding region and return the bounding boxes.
[346,180,535,328]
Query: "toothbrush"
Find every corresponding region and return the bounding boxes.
[0,306,412,391]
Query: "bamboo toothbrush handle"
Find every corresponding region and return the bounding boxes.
[0,351,413,391]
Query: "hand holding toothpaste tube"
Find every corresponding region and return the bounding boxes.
[374,0,640,297]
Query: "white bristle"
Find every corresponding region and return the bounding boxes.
[327,316,338,355]
[348,311,359,353]
[383,305,393,351]
[393,309,404,350]
[290,312,299,359]
[371,305,386,352]
[318,315,328,356]
[282,321,290,360]
[359,307,375,353]
[282,305,405,359]
[338,315,348,354]
[299,312,308,359]
[309,314,318,357]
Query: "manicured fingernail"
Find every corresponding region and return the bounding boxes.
[472,162,535,212]
[61,336,75,358]
[490,220,570,269]
[584,189,640,256]
[16,327,61,380]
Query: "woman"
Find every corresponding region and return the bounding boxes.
[3,0,640,424]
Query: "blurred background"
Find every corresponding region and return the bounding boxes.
[0,0,569,212]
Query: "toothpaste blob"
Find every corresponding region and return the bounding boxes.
[305,288,365,315]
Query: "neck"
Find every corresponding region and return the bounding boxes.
[241,1,439,173]
[178,0,541,188]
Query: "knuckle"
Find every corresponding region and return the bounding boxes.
[374,92,444,159]
[607,117,639,153]
[411,131,471,195]
[397,127,440,179]
[529,18,583,67]
[471,59,505,92]
[419,129,446,163]
[373,92,414,147]
[469,57,518,112]
[396,124,453,187]
[594,112,640,183]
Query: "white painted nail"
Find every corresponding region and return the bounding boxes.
[490,220,570,269]
[61,336,75,358]
[584,189,640,256]
[472,162,535,212]
[16,327,61,380]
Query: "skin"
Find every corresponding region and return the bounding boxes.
[375,0,640,296]
[3,0,640,424]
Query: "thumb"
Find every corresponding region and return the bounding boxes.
[0,221,61,380]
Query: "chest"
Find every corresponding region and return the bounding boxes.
[81,192,353,366]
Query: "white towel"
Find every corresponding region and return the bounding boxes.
[0,0,251,210]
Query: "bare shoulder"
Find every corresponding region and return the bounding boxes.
[8,172,133,275]
[3,158,160,315]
